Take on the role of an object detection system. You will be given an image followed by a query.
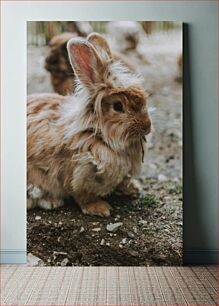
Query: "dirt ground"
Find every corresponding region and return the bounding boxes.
[27,29,182,266]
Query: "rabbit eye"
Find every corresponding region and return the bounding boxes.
[113,102,123,113]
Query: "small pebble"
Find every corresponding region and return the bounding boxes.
[53,251,67,256]
[92,227,101,232]
[61,258,69,266]
[139,220,147,225]
[79,226,85,233]
[152,254,167,261]
[133,226,138,233]
[127,231,135,239]
[35,216,41,220]
[106,222,123,232]
[27,253,43,266]
[121,238,127,244]
[114,214,121,221]
[100,239,105,246]
[128,250,139,257]
[106,242,110,246]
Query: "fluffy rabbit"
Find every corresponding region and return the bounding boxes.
[27,33,151,217]
[45,32,78,95]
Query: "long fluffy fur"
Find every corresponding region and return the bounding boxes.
[28,34,151,216]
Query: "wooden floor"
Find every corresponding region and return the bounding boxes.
[1,265,218,305]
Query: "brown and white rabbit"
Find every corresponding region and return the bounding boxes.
[27,33,151,217]
[44,32,78,95]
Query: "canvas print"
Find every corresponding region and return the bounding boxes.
[27,21,182,266]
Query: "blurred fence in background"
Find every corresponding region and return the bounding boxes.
[27,21,181,46]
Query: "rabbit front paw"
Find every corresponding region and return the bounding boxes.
[27,197,37,210]
[38,196,64,210]
[81,200,112,217]
[116,178,142,197]
[27,184,44,210]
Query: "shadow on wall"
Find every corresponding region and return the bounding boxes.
[183,24,214,264]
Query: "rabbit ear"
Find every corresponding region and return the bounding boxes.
[87,32,112,60]
[67,38,104,86]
